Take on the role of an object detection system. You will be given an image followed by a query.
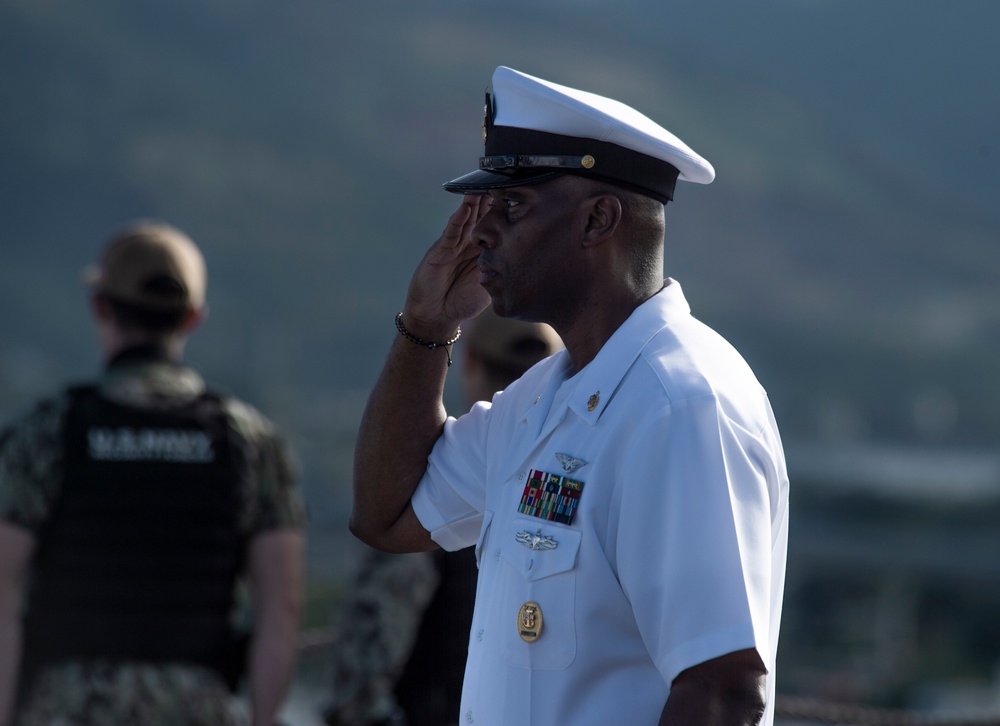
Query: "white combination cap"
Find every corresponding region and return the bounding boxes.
[443,66,715,203]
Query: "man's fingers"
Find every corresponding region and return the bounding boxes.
[441,197,479,246]
[471,194,490,224]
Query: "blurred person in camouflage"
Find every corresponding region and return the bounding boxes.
[324,310,562,726]
[0,221,306,726]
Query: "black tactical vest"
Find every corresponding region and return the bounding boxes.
[21,384,250,691]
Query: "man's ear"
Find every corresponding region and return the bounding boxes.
[180,305,208,334]
[90,293,111,322]
[581,194,623,248]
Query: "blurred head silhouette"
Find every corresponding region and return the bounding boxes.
[461,308,563,405]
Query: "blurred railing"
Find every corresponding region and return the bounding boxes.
[775,696,1000,726]
[297,628,1000,726]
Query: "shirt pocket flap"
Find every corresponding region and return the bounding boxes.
[501,516,581,582]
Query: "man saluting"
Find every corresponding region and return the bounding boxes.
[351,66,789,726]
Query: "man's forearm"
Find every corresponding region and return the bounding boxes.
[0,612,20,726]
[352,196,489,552]
[248,623,297,726]
[658,649,767,726]
[247,530,304,726]
[0,524,33,726]
[350,332,453,552]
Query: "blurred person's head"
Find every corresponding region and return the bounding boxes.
[85,220,207,361]
[461,308,563,404]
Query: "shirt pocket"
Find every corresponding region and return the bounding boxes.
[498,515,582,671]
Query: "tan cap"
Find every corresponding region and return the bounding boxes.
[465,308,563,373]
[87,221,206,312]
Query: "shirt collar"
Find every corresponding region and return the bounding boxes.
[107,343,175,368]
[98,355,206,406]
[563,279,691,424]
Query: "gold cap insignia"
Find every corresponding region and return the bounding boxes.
[581,154,596,169]
[483,91,495,145]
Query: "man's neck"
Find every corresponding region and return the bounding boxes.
[558,280,664,374]
[103,331,185,365]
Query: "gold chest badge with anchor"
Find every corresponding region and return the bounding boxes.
[517,601,543,643]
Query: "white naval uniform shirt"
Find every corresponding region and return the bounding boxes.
[412,280,789,726]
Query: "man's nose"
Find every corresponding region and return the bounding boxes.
[471,211,497,249]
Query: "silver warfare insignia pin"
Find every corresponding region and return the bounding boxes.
[515,529,559,551]
[555,452,588,475]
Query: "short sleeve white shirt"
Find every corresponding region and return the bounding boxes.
[412,280,789,726]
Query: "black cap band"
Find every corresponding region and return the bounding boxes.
[442,125,680,203]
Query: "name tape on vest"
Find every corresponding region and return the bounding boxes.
[88,427,215,463]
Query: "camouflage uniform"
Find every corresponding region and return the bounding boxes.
[325,549,440,726]
[0,357,306,726]
[325,546,479,726]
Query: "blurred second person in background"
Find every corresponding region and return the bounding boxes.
[0,221,306,726]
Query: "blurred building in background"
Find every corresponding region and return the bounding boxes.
[781,443,1000,714]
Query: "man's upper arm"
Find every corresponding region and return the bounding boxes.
[221,398,307,534]
[405,406,494,553]
[247,528,305,608]
[0,522,35,610]
[616,394,776,683]
[371,501,438,554]
[0,396,69,531]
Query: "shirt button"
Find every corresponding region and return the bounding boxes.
[466,711,474,723]
[517,471,525,481]
[494,550,501,562]
[477,628,484,641]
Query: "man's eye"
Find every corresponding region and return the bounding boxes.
[504,199,520,209]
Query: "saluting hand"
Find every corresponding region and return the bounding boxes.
[402,196,491,340]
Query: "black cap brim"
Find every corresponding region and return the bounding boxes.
[442,168,565,195]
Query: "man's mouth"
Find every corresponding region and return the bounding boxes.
[478,258,498,286]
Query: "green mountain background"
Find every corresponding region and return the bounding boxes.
[3,0,999,672]
[3,0,999,560]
